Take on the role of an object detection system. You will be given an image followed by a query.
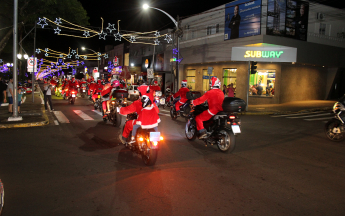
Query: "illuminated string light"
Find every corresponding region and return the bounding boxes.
[54,27,61,34]
[154,39,160,45]
[98,31,107,40]
[37,18,48,28]
[54,18,62,25]
[164,34,172,43]
[83,31,90,37]
[106,23,116,33]
[114,32,122,41]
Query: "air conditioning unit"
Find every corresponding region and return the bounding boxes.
[317,13,325,20]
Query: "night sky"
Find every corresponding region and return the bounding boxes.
[27,0,345,55]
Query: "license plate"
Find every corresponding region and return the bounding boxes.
[231,125,241,134]
[98,95,101,98]
[150,132,160,141]
[72,94,76,97]
[160,98,165,104]
[83,90,85,92]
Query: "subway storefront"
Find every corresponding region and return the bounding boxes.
[182,43,327,105]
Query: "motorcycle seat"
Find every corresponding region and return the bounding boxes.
[216,111,228,115]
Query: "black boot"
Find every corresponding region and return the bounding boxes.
[198,129,207,139]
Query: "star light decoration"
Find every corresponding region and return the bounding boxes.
[71,49,77,55]
[154,31,160,37]
[154,39,160,45]
[114,32,122,41]
[67,54,72,58]
[106,23,116,33]
[129,36,136,43]
[97,52,101,56]
[83,31,90,38]
[98,57,101,60]
[75,54,80,59]
[37,18,48,28]
[104,54,108,59]
[98,31,107,40]
[83,56,87,60]
[54,18,62,25]
[54,27,61,34]
[0,59,3,64]
[45,48,49,52]
[45,53,49,57]
[164,34,172,43]
[59,54,63,58]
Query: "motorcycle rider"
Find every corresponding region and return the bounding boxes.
[165,88,172,104]
[118,85,160,145]
[172,80,190,115]
[92,79,104,103]
[101,79,120,118]
[191,77,224,139]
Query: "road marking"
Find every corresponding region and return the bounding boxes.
[159,113,170,116]
[287,113,331,119]
[54,120,59,125]
[73,110,94,120]
[304,116,333,121]
[272,111,325,117]
[92,110,103,116]
[160,109,170,113]
[53,111,70,123]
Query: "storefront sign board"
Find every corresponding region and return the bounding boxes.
[232,46,297,62]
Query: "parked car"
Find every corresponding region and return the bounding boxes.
[128,85,139,101]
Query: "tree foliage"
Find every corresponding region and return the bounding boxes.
[0,0,89,55]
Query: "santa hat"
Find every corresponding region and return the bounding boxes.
[138,85,154,101]
[210,77,221,88]
[181,80,187,84]
[154,81,158,85]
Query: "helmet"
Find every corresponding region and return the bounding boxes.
[141,95,152,108]
[111,80,120,88]
[166,88,171,93]
[181,80,187,88]
[210,77,221,89]
[138,85,150,97]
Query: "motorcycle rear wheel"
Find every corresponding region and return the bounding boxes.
[324,119,345,142]
[113,109,122,127]
[185,119,196,141]
[170,107,177,120]
[217,130,236,153]
[142,149,158,166]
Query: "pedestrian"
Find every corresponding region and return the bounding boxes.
[44,80,54,111]
[0,75,7,106]
[227,83,235,97]
[222,84,227,95]
[6,76,14,113]
[256,84,263,95]
[17,88,23,114]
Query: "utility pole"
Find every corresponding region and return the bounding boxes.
[176,15,180,93]
[32,22,36,103]
[246,61,250,112]
[9,0,21,121]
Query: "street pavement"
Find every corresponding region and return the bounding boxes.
[0,94,344,215]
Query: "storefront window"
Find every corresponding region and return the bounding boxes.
[202,69,215,92]
[223,69,237,96]
[249,70,276,97]
[186,69,196,90]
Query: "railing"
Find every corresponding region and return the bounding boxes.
[307,32,345,48]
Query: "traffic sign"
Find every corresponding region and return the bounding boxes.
[207,67,213,75]
[27,57,37,72]
[147,68,154,79]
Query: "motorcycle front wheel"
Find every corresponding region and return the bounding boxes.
[142,149,158,166]
[71,97,75,105]
[185,119,196,141]
[217,130,236,153]
[324,119,345,142]
[113,109,122,127]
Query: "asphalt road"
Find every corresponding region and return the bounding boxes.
[0,96,344,216]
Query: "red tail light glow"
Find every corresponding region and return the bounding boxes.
[229,116,235,119]
[153,141,158,146]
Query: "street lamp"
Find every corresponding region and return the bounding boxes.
[81,46,99,77]
[17,54,22,59]
[143,4,180,92]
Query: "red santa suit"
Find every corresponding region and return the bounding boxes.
[192,78,224,131]
[92,80,104,100]
[173,80,190,112]
[119,85,160,138]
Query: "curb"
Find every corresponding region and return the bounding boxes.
[0,108,49,129]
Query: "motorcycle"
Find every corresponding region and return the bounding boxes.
[121,113,163,166]
[104,89,129,126]
[154,91,164,107]
[68,87,78,104]
[80,83,87,98]
[170,96,192,120]
[0,178,3,215]
[163,93,173,109]
[324,96,345,141]
[94,92,102,112]
[185,93,245,153]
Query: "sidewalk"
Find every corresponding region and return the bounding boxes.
[244,100,337,115]
[0,88,49,128]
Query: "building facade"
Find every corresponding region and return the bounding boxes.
[176,0,345,105]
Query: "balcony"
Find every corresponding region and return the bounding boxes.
[308,32,345,48]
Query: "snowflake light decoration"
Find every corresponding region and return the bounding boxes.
[129,36,136,43]
[154,39,160,45]
[98,31,107,40]
[54,18,62,25]
[154,31,160,37]
[58,59,63,63]
[106,23,116,33]
[81,61,85,65]
[37,18,48,28]
[83,31,90,38]
[164,34,172,43]
[54,27,61,34]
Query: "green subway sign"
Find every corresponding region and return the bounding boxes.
[244,51,284,58]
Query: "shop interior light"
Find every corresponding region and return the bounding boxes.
[131,63,134,66]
